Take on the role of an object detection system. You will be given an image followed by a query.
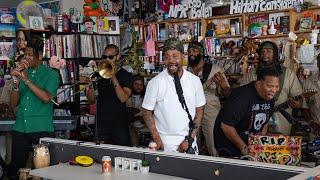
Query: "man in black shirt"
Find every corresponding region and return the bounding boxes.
[86,44,133,146]
[214,67,280,158]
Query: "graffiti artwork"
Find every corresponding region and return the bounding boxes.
[248,134,302,166]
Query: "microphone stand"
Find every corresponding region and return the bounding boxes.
[92,80,100,145]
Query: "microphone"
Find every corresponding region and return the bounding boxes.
[14,60,29,72]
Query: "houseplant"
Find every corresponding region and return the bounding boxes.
[140,160,150,174]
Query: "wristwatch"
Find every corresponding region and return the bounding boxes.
[184,136,194,143]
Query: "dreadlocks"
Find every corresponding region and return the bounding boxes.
[257,41,282,73]
[26,35,44,57]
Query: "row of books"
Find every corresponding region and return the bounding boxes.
[44,34,77,58]
[133,21,202,43]
[44,34,120,59]
[203,38,243,57]
[79,35,120,58]
[167,21,202,41]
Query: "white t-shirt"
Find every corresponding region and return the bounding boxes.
[142,69,206,151]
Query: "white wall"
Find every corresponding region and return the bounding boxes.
[60,0,84,14]
[0,0,59,8]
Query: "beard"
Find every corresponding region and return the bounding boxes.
[132,89,144,96]
[260,59,276,68]
[188,54,202,67]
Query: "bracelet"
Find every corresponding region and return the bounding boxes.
[184,136,194,143]
[24,79,31,86]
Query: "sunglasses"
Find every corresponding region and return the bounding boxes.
[102,54,118,60]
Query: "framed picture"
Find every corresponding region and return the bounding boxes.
[97,16,120,35]
[299,17,312,31]
[29,16,44,30]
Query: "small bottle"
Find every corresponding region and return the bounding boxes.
[62,12,70,33]
[102,156,112,175]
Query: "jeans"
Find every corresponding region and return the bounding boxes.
[8,131,52,178]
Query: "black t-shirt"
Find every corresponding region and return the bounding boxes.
[96,68,133,132]
[214,82,274,157]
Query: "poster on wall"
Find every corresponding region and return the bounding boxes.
[248,134,302,166]
[100,0,124,16]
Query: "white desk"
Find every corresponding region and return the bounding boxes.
[30,163,190,180]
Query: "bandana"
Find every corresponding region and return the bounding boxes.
[163,38,184,54]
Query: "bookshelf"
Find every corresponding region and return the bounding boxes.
[129,5,320,82]
[40,32,120,136]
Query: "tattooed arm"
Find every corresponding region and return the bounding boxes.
[142,108,164,150]
[178,106,204,153]
[191,106,204,139]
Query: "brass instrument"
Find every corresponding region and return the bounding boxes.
[97,59,117,79]
[51,59,122,106]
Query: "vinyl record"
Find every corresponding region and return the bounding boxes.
[16,0,44,28]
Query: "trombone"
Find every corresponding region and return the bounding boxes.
[51,59,119,106]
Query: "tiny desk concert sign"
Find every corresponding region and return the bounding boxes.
[248,134,302,166]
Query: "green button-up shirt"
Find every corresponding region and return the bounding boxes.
[13,64,60,133]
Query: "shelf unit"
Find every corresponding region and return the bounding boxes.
[17,29,121,133]
[130,5,320,80]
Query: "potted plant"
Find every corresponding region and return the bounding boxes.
[140,160,150,174]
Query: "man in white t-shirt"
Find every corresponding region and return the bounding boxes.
[142,38,206,153]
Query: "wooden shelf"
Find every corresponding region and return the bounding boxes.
[43,57,102,61]
[0,36,15,40]
[206,34,243,39]
[164,18,203,23]
[294,30,312,34]
[252,34,289,39]
[206,14,243,20]
[19,28,51,32]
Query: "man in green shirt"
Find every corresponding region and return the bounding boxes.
[8,35,60,179]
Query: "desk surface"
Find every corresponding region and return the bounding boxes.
[0,118,76,131]
[30,163,190,180]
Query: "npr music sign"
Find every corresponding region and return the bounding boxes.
[169,0,212,19]
[230,0,304,14]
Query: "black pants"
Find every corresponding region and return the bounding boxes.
[8,131,52,178]
[98,126,131,146]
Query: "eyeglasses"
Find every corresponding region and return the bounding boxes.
[102,54,118,60]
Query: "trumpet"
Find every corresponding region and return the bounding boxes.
[51,59,121,106]
[11,59,30,83]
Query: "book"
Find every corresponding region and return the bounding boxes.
[248,13,268,36]
[0,24,15,37]
[0,8,15,24]
[280,16,290,34]
[299,17,313,31]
